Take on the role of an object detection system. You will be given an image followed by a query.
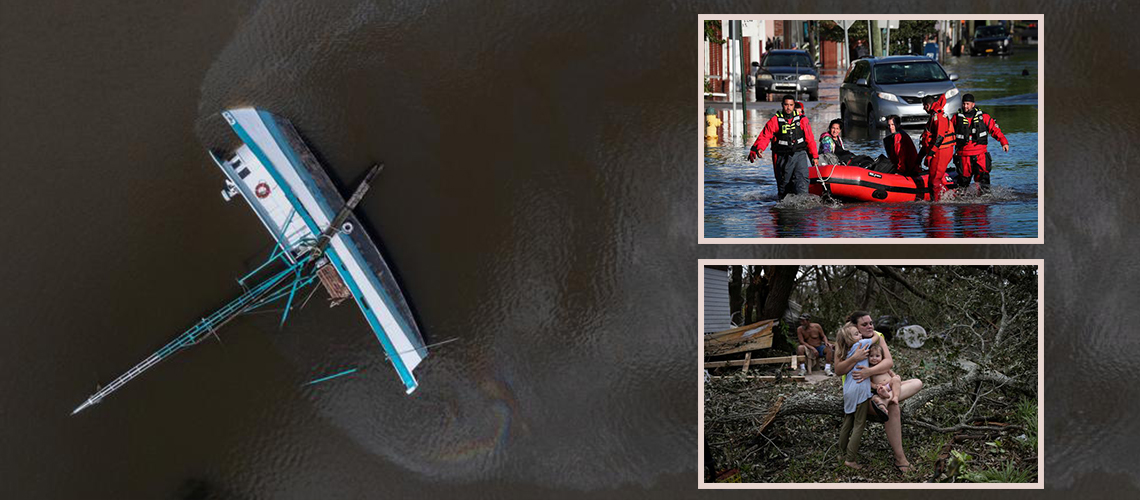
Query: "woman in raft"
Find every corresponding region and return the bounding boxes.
[834,311,924,472]
[818,119,854,165]
[883,115,920,175]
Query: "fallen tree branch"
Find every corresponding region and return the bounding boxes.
[757,431,788,459]
[910,419,1024,433]
[710,364,1034,427]
[903,364,1034,413]
[875,265,938,304]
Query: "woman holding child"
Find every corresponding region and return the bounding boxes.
[834,311,924,473]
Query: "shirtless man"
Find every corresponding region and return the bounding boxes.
[796,314,834,376]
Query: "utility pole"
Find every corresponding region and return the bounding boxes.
[878,19,898,56]
[727,20,735,106]
[736,20,747,126]
[835,20,855,69]
[867,20,875,56]
[885,23,891,55]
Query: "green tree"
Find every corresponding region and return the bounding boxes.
[819,20,938,57]
[819,20,869,44]
[888,20,937,55]
[705,20,725,45]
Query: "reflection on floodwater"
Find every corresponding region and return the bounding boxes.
[704,48,1039,238]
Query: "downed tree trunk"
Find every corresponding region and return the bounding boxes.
[748,365,1034,424]
[902,361,1034,412]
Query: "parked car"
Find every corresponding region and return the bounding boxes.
[970,25,1013,56]
[839,55,961,129]
[755,49,819,101]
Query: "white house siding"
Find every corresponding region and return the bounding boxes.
[704,266,732,333]
[744,20,763,65]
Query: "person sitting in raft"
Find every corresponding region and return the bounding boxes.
[818,119,854,165]
[883,115,920,175]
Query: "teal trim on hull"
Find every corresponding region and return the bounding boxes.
[256,110,424,356]
[224,111,417,392]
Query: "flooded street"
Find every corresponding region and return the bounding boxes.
[704,48,1039,238]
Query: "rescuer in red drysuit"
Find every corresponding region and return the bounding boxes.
[748,95,819,199]
[917,93,955,201]
[953,93,1009,192]
[883,114,920,175]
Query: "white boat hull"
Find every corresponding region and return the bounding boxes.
[212,108,426,393]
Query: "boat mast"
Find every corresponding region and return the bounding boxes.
[313,163,383,253]
[71,251,316,415]
[72,163,387,415]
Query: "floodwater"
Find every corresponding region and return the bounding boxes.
[0,1,696,497]
[704,49,1039,239]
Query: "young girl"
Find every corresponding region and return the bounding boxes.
[834,322,880,469]
[867,343,901,420]
[837,323,879,415]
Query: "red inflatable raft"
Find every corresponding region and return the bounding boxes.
[808,164,956,202]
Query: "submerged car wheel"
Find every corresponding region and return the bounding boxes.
[840,103,849,127]
[867,106,878,129]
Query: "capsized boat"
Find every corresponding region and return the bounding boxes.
[808,164,957,202]
[72,109,427,415]
[215,108,427,391]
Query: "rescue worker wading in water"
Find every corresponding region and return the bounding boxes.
[916,93,955,201]
[748,94,819,200]
[954,93,1009,192]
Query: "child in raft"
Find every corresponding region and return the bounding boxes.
[867,343,902,420]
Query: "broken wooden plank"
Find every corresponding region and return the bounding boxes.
[756,395,785,435]
[704,319,777,356]
[704,355,805,369]
[704,319,778,342]
[742,352,752,373]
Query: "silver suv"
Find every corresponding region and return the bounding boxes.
[840,56,961,128]
[755,50,819,101]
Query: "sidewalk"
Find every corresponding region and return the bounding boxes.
[704,98,832,114]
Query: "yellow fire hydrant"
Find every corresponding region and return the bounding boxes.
[705,107,722,146]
